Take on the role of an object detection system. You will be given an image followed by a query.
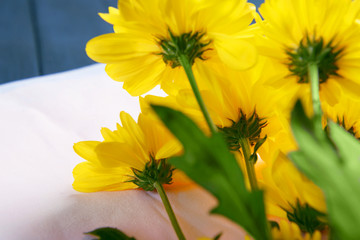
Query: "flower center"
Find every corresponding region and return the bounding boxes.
[286,35,343,83]
[128,155,174,191]
[218,109,268,151]
[286,200,327,235]
[157,30,212,68]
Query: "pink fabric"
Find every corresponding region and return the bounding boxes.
[0,64,245,239]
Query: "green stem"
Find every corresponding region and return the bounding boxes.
[308,62,322,118]
[178,54,217,134]
[308,63,324,138]
[238,138,258,191]
[154,181,186,240]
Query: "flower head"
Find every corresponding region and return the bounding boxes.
[261,152,327,235]
[199,62,295,159]
[143,59,295,161]
[86,0,257,96]
[73,112,189,192]
[323,96,360,140]
[271,220,324,240]
[256,0,360,105]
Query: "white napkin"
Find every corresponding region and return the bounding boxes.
[0,64,245,239]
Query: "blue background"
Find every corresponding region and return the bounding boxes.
[0,0,264,84]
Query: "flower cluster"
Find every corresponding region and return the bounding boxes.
[73,0,360,239]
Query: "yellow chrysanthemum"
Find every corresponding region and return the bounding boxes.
[245,219,324,240]
[271,220,323,240]
[256,0,360,106]
[143,59,295,162]
[86,0,258,96]
[73,112,190,192]
[323,96,360,139]
[261,151,327,234]
[197,63,294,159]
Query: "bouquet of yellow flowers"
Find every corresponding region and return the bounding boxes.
[72,0,360,239]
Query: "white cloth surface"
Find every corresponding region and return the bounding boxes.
[0,64,245,239]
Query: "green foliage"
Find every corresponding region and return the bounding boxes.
[213,233,222,240]
[152,105,271,240]
[289,100,360,240]
[86,227,136,240]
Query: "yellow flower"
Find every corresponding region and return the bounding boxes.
[245,220,325,240]
[256,0,360,105]
[261,151,327,235]
[86,0,258,96]
[271,220,323,240]
[323,96,360,139]
[200,62,295,159]
[143,58,295,161]
[73,112,190,192]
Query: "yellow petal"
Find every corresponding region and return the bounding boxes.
[99,7,121,26]
[320,79,342,106]
[73,141,101,164]
[215,37,257,70]
[266,201,288,218]
[95,142,145,169]
[86,33,158,64]
[73,162,136,192]
[138,114,164,154]
[105,56,165,96]
[119,112,147,156]
[155,139,182,159]
[122,59,165,96]
[104,54,161,79]
[312,230,322,240]
[100,127,123,142]
[337,77,360,100]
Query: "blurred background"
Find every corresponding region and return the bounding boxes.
[0,0,264,84]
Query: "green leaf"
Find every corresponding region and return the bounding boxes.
[152,105,271,240]
[328,121,360,176]
[289,100,360,240]
[86,227,136,240]
[213,233,222,240]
